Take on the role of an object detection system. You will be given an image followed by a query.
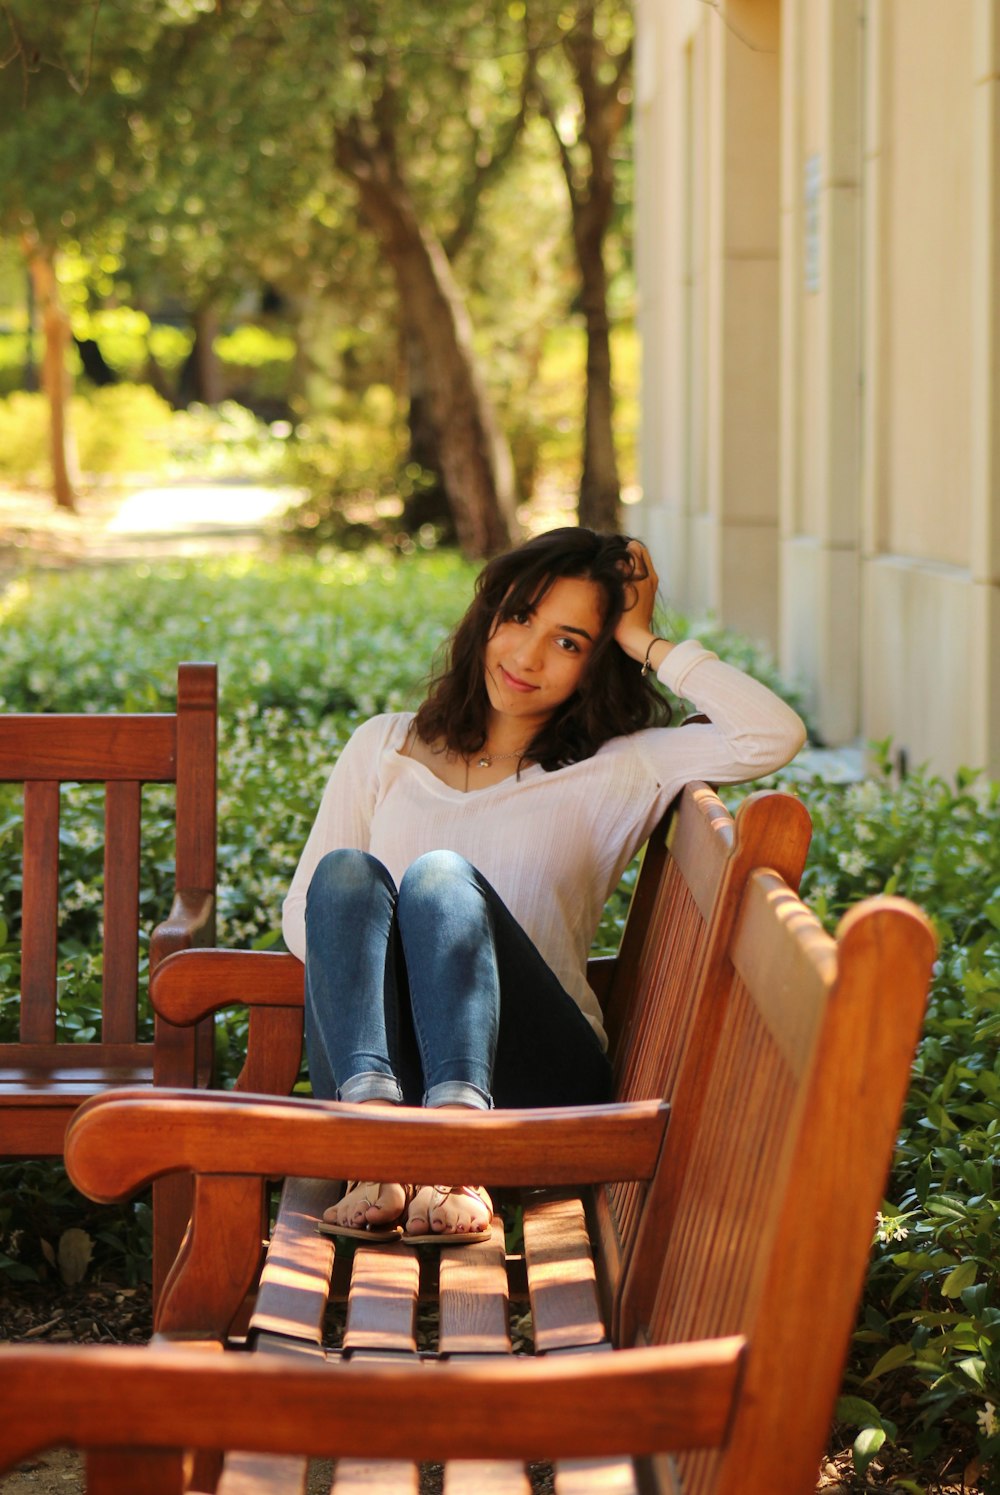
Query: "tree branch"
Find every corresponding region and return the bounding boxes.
[445,41,535,261]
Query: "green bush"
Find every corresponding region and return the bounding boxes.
[0,384,175,483]
[776,748,1000,1490]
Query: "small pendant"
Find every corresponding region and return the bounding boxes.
[477,755,492,768]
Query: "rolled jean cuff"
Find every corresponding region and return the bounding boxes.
[424,1080,493,1111]
[338,1071,404,1105]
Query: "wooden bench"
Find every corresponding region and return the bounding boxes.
[139,779,810,1337]
[2,783,935,1493]
[0,661,218,1292]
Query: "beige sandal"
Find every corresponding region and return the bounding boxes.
[317,1181,412,1242]
[403,1185,493,1247]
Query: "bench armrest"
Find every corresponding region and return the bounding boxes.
[151,948,305,1095]
[151,947,304,1022]
[66,1089,670,1200]
[0,1337,745,1468]
[150,891,216,968]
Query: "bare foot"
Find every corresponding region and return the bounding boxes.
[405,1185,492,1239]
[324,1180,409,1232]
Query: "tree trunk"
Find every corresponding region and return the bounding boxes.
[22,237,77,511]
[402,328,454,541]
[178,302,224,407]
[23,265,38,393]
[336,129,519,559]
[537,7,631,534]
[576,220,621,533]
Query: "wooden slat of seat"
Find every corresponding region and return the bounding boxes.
[522,1198,641,1495]
[218,1452,310,1495]
[0,1045,152,1085]
[0,1050,155,1156]
[20,780,59,1039]
[437,1215,510,1355]
[342,1243,420,1354]
[249,1178,342,1345]
[438,1214,529,1495]
[444,1459,531,1494]
[103,780,141,1043]
[554,1459,640,1495]
[220,1177,341,1495]
[523,1194,606,1354]
[333,1458,419,1493]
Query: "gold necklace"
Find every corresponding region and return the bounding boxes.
[472,747,527,769]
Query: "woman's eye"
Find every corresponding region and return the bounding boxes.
[510,611,530,625]
[556,636,580,653]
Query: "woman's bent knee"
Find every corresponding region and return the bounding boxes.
[306,848,393,912]
[398,850,477,909]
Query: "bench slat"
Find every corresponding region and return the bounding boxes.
[103,781,141,1044]
[554,1458,640,1495]
[438,1216,510,1355]
[218,1453,310,1495]
[444,1460,531,1494]
[0,1045,152,1084]
[332,1459,419,1492]
[0,716,178,781]
[250,1178,342,1345]
[523,1195,606,1354]
[342,1245,420,1354]
[20,781,59,1041]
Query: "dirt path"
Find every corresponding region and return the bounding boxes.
[0,480,293,580]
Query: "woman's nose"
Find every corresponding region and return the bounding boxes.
[513,632,543,670]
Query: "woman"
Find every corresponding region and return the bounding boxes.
[282,528,805,1244]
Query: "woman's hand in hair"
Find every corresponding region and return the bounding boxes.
[613,541,671,672]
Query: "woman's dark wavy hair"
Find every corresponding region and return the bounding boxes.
[414,527,672,771]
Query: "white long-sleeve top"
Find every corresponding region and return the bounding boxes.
[282,640,806,1049]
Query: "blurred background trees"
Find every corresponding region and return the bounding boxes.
[0,0,636,556]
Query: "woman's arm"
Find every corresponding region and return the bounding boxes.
[616,541,806,782]
[280,716,389,960]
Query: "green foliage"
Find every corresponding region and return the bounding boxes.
[0,1158,152,1287]
[213,325,295,370]
[278,386,442,549]
[160,400,293,480]
[0,384,175,481]
[0,387,297,485]
[787,746,1000,1487]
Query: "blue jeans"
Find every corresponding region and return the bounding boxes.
[304,848,612,1110]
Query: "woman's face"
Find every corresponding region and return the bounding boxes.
[483,574,606,735]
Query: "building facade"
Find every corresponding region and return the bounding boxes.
[635,0,1000,778]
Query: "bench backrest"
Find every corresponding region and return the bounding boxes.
[0,662,216,1055]
[594,783,812,1328]
[629,874,936,1495]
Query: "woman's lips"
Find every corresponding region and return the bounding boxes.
[499,665,539,692]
